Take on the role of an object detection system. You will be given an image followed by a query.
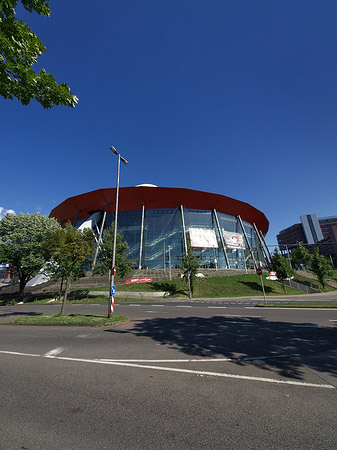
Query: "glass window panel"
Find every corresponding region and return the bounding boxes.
[118,211,142,268]
[143,208,183,269]
[105,211,142,268]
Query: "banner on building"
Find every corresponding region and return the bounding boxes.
[189,228,218,248]
[125,277,153,284]
[223,231,246,249]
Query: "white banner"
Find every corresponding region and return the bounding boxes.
[223,231,246,249]
[189,228,218,248]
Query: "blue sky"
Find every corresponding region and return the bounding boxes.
[1,0,337,249]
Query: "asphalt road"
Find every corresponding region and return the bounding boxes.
[1,297,337,449]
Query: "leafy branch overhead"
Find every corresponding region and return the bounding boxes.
[0,0,78,108]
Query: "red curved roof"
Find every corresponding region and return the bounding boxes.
[50,186,269,235]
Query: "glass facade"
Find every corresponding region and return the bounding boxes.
[103,207,267,270]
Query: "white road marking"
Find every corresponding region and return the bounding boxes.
[219,314,262,318]
[0,350,333,389]
[101,353,300,363]
[208,306,227,309]
[43,347,65,357]
[177,305,192,308]
[51,357,336,389]
[151,305,164,307]
[243,353,300,361]
[246,307,337,311]
[0,350,39,357]
[101,358,233,363]
[329,320,337,322]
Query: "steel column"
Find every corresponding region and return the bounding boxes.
[213,209,230,268]
[253,223,270,266]
[92,203,109,267]
[180,204,188,255]
[237,215,257,269]
[259,228,273,263]
[138,202,145,269]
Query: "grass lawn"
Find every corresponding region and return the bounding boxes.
[75,274,304,298]
[2,272,335,306]
[191,274,302,297]
[11,314,129,326]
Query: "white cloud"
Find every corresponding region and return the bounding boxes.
[0,207,16,220]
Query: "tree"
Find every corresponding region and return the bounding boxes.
[270,248,294,294]
[290,243,311,270]
[309,248,333,289]
[44,223,95,314]
[93,227,132,278]
[0,212,60,301]
[0,0,78,108]
[181,242,199,298]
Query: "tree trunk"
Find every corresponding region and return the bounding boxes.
[188,272,192,299]
[282,281,287,294]
[58,277,64,302]
[60,279,69,315]
[18,275,27,302]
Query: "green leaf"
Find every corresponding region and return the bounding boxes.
[0,0,77,108]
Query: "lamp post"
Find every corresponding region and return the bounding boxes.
[108,145,128,317]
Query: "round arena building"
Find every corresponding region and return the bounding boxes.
[50,185,269,270]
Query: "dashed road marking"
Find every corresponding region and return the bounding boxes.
[246,307,337,311]
[215,314,262,318]
[208,306,227,309]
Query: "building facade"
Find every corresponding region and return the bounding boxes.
[277,214,337,259]
[50,186,270,270]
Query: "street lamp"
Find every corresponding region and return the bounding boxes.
[108,145,128,317]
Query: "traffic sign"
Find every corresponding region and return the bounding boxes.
[111,285,116,296]
[256,268,263,276]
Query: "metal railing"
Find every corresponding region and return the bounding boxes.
[282,279,321,294]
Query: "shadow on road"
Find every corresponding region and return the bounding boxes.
[107,316,337,381]
[0,311,42,320]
